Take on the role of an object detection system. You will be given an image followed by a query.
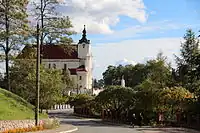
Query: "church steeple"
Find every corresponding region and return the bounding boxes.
[78,25,90,44]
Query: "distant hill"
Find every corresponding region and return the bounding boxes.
[0,88,47,120]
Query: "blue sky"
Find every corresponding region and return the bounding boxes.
[1,0,200,80]
[68,0,200,79]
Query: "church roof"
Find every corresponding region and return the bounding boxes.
[78,25,90,44]
[68,65,87,75]
[41,45,78,59]
[18,44,79,59]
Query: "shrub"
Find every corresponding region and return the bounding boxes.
[43,118,60,129]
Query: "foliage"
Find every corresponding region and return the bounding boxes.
[9,59,66,110]
[93,79,104,88]
[0,87,47,120]
[95,86,136,114]
[43,118,60,129]
[175,29,200,92]
[102,52,173,89]
[156,86,193,112]
[29,0,76,45]
[0,0,29,91]
[68,94,94,107]
[62,70,75,94]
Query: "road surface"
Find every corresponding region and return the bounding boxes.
[48,109,200,133]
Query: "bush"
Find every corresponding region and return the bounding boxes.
[43,118,60,129]
[68,94,94,107]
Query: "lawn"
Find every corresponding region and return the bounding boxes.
[0,88,48,120]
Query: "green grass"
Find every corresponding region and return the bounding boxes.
[0,88,48,120]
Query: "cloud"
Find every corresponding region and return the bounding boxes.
[54,0,147,34]
[92,37,182,79]
[115,58,136,66]
[93,21,200,41]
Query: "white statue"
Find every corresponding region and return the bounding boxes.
[121,75,125,87]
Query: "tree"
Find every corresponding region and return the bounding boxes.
[103,65,117,86]
[93,79,104,88]
[156,86,193,116]
[10,57,72,110]
[29,0,75,46]
[95,86,136,120]
[145,54,172,89]
[62,70,75,95]
[175,29,200,92]
[0,0,29,91]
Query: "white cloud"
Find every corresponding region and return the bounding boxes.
[92,37,182,79]
[94,21,200,41]
[115,58,136,66]
[55,0,147,34]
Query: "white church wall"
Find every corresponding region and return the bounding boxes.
[78,43,90,59]
[77,72,87,89]
[42,59,80,69]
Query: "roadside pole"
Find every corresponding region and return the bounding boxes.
[35,22,40,126]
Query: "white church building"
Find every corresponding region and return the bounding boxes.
[19,25,93,94]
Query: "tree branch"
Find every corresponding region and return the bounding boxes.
[0,44,5,51]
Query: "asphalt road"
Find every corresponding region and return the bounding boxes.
[48,109,143,133]
[48,109,200,133]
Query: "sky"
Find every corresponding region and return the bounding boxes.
[68,0,200,79]
[1,0,200,79]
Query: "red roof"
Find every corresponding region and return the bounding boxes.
[41,45,78,59]
[68,68,77,75]
[18,45,79,59]
[68,65,87,75]
[68,68,87,75]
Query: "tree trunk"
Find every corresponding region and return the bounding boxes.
[5,0,10,91]
[5,53,10,91]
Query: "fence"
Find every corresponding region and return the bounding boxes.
[51,104,73,110]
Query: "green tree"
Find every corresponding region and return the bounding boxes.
[93,79,104,88]
[30,0,75,45]
[103,65,117,86]
[0,0,29,91]
[95,86,136,120]
[62,70,75,95]
[145,54,172,89]
[175,29,200,92]
[10,58,68,110]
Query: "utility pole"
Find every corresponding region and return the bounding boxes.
[35,22,40,126]
[40,0,44,64]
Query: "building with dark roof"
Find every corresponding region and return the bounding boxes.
[19,25,93,94]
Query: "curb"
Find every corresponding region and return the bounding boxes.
[59,127,78,133]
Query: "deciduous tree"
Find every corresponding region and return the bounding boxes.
[0,0,29,91]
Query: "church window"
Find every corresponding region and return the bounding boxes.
[64,64,67,70]
[79,76,82,80]
[53,64,56,69]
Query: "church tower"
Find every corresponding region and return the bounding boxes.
[78,25,91,59]
[77,25,93,91]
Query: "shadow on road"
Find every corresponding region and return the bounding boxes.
[48,110,200,133]
[137,128,200,133]
[48,110,131,128]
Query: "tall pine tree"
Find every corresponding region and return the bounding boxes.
[175,29,200,92]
